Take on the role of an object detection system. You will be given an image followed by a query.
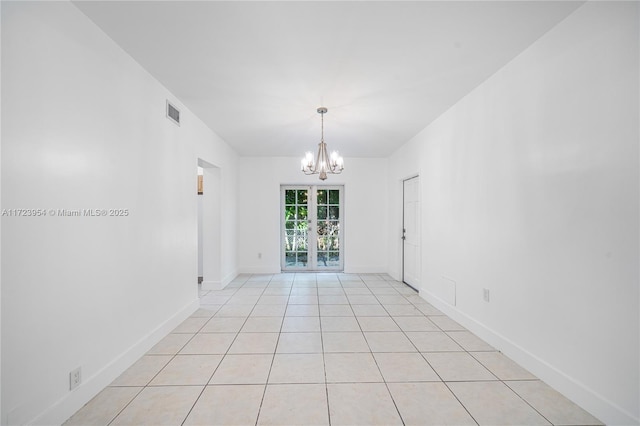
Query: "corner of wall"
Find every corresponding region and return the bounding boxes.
[221,270,239,289]
[421,290,639,426]
[30,299,199,426]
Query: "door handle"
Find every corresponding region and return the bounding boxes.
[402,228,406,240]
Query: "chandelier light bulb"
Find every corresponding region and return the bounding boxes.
[301,152,314,171]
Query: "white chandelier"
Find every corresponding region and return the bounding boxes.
[301,107,344,180]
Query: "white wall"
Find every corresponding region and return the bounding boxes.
[1,2,237,424]
[389,2,638,424]
[237,157,388,274]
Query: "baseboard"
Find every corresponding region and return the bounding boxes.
[201,279,221,290]
[29,299,200,426]
[343,266,388,274]
[238,266,281,274]
[420,290,639,426]
[237,266,389,276]
[201,269,239,290]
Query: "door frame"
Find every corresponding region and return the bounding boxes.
[280,185,344,272]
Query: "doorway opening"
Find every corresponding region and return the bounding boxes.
[281,185,344,272]
[198,159,222,290]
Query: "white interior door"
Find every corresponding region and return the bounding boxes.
[281,185,343,271]
[403,176,420,289]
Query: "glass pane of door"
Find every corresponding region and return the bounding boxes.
[283,188,309,269]
[316,188,342,270]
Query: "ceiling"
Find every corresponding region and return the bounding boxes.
[74,1,582,158]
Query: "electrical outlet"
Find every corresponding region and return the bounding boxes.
[70,367,81,390]
[483,288,490,302]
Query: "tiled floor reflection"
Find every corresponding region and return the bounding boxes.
[65,273,602,426]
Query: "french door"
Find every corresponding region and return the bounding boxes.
[281,185,344,271]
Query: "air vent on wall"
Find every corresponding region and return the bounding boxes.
[166,100,180,126]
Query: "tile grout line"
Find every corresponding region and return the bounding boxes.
[502,378,555,425]
[374,279,482,426]
[124,292,229,425]
[181,279,261,425]
[255,273,295,426]
[76,272,581,426]
[105,386,146,426]
[368,278,419,426]
[404,298,483,426]
[322,275,331,426]
[352,276,404,424]
[106,285,229,425]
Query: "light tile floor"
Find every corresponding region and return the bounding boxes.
[65,273,603,426]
